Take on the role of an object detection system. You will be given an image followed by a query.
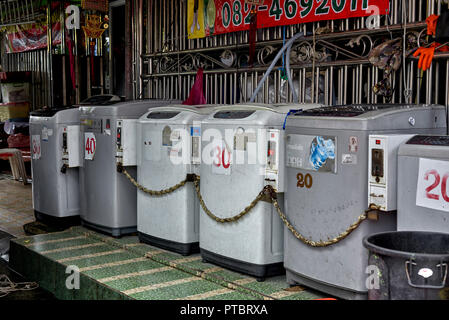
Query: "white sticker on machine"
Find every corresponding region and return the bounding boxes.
[349,136,358,153]
[342,154,357,165]
[31,135,41,160]
[42,127,49,141]
[416,158,449,212]
[211,138,232,175]
[84,132,96,160]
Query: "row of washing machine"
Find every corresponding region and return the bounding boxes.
[30,98,448,299]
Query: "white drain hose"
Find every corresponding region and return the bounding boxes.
[249,32,304,103]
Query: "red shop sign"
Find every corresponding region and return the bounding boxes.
[209,0,390,35]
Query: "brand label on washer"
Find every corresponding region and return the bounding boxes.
[286,134,337,173]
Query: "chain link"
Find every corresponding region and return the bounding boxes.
[193,176,270,223]
[120,161,368,247]
[120,165,189,196]
[194,177,367,247]
[270,190,368,247]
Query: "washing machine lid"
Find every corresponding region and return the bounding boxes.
[78,94,122,106]
[30,107,75,117]
[406,135,449,146]
[399,135,449,158]
[291,104,434,118]
[146,104,218,118]
[80,99,180,117]
[30,106,80,123]
[212,103,320,116]
[287,104,446,131]
[201,103,323,126]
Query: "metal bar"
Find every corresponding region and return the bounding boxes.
[142,22,427,59]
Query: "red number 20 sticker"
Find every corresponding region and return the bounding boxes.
[416,158,449,212]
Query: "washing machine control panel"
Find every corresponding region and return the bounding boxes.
[116,119,138,166]
[264,129,284,192]
[62,125,81,168]
[190,125,202,166]
[368,134,414,212]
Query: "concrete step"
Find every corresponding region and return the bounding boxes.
[9,226,324,300]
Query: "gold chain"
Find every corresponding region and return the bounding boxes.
[193,176,269,223]
[270,193,367,247]
[120,166,188,196]
[120,162,368,247]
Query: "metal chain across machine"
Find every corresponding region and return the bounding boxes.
[270,194,368,248]
[119,162,368,247]
[118,164,194,196]
[192,176,271,223]
[192,176,368,246]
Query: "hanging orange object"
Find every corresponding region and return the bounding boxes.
[413,42,449,71]
[413,44,436,71]
[426,14,440,36]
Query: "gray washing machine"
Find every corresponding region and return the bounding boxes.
[79,99,178,237]
[283,104,446,299]
[30,107,81,226]
[199,103,322,280]
[398,135,449,233]
[137,105,218,255]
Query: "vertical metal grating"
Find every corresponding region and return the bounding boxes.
[139,0,449,109]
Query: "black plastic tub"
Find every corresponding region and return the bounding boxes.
[363,231,449,300]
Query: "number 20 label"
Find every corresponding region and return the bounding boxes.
[416,158,449,212]
[297,173,313,189]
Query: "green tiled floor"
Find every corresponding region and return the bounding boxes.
[9,226,327,300]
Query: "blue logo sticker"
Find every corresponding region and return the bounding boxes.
[309,136,335,171]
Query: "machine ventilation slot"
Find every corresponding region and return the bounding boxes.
[406,135,449,146]
[147,112,180,119]
[294,104,414,117]
[213,111,255,119]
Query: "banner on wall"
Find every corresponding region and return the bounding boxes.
[188,0,390,39]
[2,22,62,53]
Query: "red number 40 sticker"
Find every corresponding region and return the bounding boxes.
[84,132,96,160]
[416,158,449,212]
